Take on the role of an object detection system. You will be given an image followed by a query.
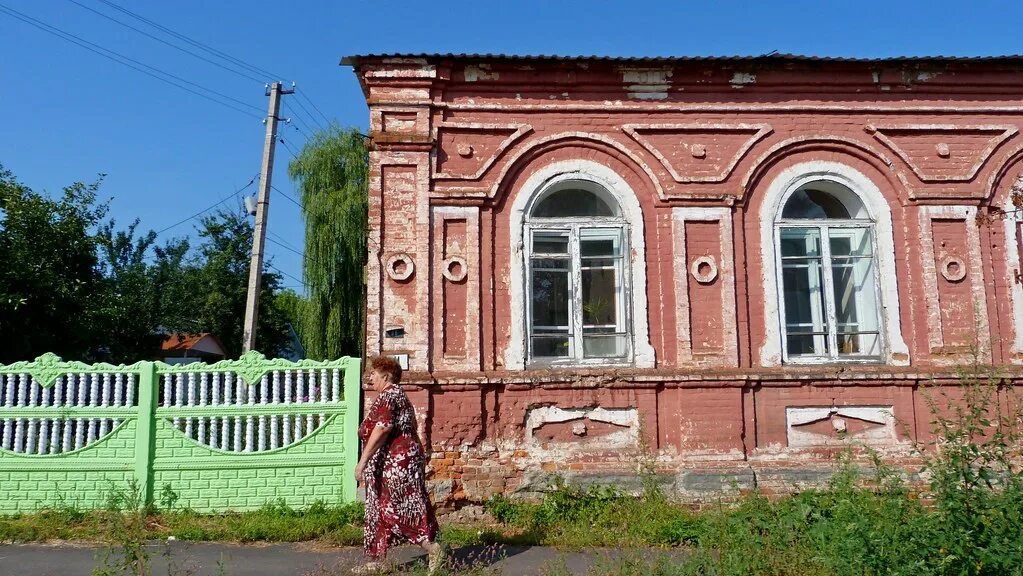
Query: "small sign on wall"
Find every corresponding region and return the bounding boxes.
[389,353,409,370]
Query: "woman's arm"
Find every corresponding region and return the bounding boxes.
[354,424,392,483]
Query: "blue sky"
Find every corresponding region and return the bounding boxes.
[3,0,1022,292]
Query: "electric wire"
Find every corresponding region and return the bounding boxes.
[65,0,267,84]
[270,185,303,210]
[267,263,308,288]
[297,91,332,126]
[282,102,316,137]
[290,96,325,132]
[155,175,258,235]
[266,236,304,259]
[93,0,337,125]
[277,137,301,161]
[0,3,264,119]
[94,0,284,80]
[267,231,303,254]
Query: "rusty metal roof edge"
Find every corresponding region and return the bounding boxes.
[340,52,1023,67]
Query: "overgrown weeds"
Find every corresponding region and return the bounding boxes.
[0,498,364,546]
[486,363,1023,575]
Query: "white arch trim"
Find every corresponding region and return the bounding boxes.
[758,161,910,366]
[1003,174,1023,361]
[505,160,656,369]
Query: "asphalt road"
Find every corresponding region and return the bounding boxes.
[0,542,652,575]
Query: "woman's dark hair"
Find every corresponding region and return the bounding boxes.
[368,355,402,384]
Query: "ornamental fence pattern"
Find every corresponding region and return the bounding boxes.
[0,352,361,514]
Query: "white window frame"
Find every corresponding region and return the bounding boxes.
[524,208,632,365]
[505,160,656,370]
[757,161,910,367]
[774,209,886,364]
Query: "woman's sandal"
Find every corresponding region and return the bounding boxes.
[427,543,448,574]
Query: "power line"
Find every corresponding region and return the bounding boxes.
[65,0,266,84]
[270,184,303,209]
[267,262,308,288]
[267,231,303,254]
[290,95,324,132]
[0,3,263,119]
[282,101,315,137]
[266,236,304,258]
[94,0,284,80]
[155,175,257,235]
[297,90,332,126]
[94,0,337,132]
[277,137,300,161]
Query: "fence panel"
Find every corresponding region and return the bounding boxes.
[0,352,361,514]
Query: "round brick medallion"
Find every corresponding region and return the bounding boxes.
[941,256,966,282]
[690,256,718,284]
[442,256,468,282]
[386,253,415,281]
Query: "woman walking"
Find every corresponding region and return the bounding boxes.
[353,356,443,574]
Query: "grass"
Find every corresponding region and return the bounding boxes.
[0,499,364,546]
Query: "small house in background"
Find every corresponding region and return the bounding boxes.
[160,333,226,365]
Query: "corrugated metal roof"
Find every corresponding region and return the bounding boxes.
[341,52,1023,66]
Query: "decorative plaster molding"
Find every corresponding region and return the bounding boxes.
[386,253,415,281]
[917,205,990,361]
[441,256,468,282]
[622,123,772,183]
[433,122,533,180]
[672,207,738,366]
[866,124,1018,183]
[786,406,896,448]
[940,256,967,282]
[437,101,1023,114]
[690,256,719,284]
[740,135,897,191]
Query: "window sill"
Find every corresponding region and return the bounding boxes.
[526,357,634,370]
[782,356,886,366]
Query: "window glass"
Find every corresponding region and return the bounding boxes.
[526,190,630,363]
[532,188,616,218]
[579,229,626,358]
[830,228,880,356]
[776,181,883,362]
[782,188,865,220]
[780,228,829,357]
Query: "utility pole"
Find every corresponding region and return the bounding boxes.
[242,81,293,353]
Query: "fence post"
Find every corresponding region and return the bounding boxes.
[134,361,159,506]
[342,358,362,502]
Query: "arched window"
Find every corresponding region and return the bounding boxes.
[775,180,883,361]
[525,180,630,362]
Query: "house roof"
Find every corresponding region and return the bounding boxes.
[161,333,226,356]
[340,52,1023,67]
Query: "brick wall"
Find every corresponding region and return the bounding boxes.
[351,54,1023,506]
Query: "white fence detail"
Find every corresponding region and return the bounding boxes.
[163,367,342,453]
[0,371,138,455]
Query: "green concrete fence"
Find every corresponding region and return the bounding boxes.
[0,352,361,514]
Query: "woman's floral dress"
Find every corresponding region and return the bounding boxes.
[358,384,438,559]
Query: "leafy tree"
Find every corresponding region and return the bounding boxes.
[276,288,309,354]
[288,125,368,359]
[161,209,294,359]
[0,164,299,363]
[93,219,164,362]
[0,166,108,363]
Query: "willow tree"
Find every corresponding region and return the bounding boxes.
[288,126,368,359]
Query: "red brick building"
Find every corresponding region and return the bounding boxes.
[343,53,1023,504]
